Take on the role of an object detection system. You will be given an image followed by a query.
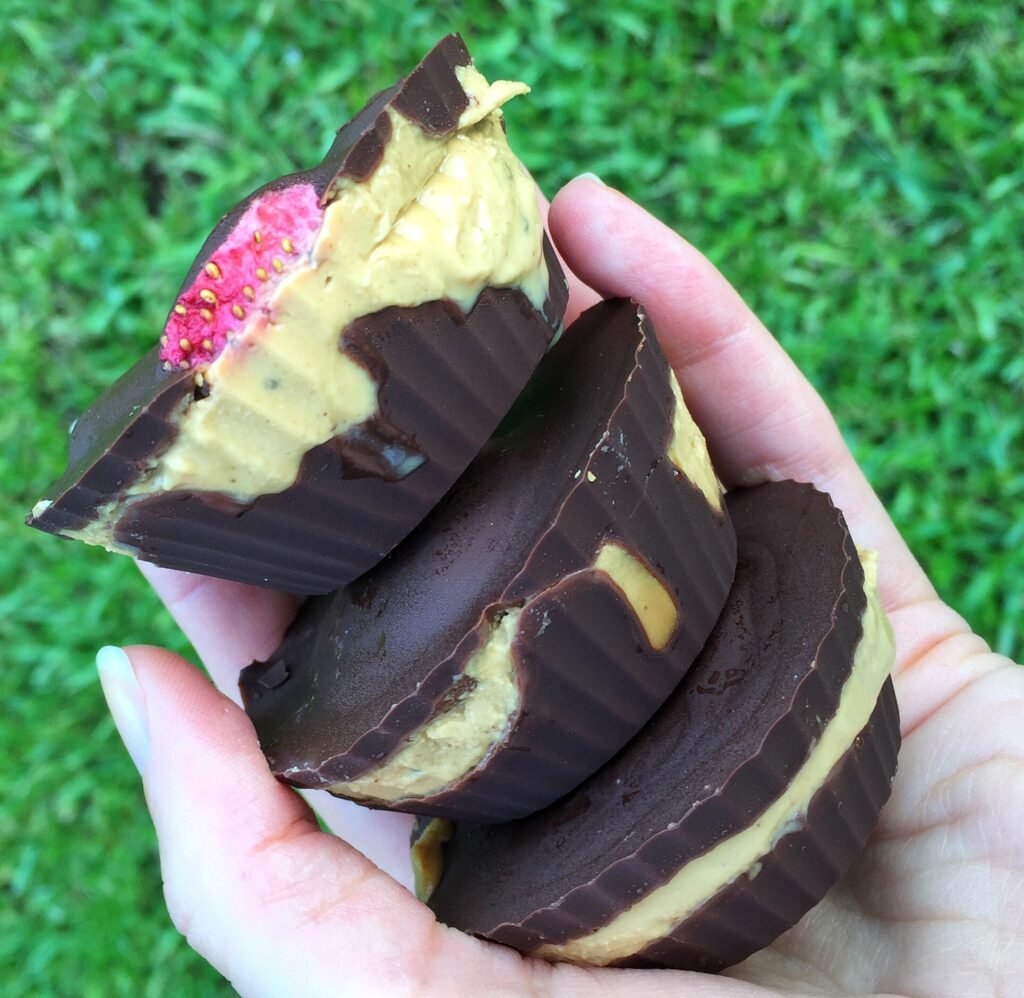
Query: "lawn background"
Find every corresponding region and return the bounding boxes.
[2,1,1021,994]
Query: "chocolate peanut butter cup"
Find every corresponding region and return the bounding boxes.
[241,298,736,822]
[419,482,900,970]
[28,34,567,593]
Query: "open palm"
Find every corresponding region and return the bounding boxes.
[104,178,1023,997]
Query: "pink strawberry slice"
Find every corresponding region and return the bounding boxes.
[160,184,324,371]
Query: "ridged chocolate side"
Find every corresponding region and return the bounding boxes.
[112,283,560,593]
[241,299,736,820]
[620,677,900,972]
[27,34,563,593]
[27,350,192,537]
[426,483,874,943]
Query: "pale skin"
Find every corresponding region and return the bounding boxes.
[107,178,1023,997]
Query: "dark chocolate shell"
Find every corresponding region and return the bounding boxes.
[241,298,736,822]
[28,34,567,593]
[422,482,900,970]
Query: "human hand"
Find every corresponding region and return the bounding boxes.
[99,177,1024,997]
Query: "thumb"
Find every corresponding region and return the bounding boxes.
[94,646,771,998]
[93,645,450,996]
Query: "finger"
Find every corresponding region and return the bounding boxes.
[99,644,788,997]
[138,565,416,866]
[536,186,602,326]
[101,645,512,996]
[297,788,416,885]
[548,177,934,615]
[139,562,302,701]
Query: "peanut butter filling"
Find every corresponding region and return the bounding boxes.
[411,818,455,903]
[667,370,722,513]
[593,542,678,650]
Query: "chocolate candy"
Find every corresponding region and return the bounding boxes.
[27,35,567,593]
[240,299,736,822]
[419,481,900,971]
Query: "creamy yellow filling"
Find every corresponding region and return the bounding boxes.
[55,515,137,554]
[593,542,678,650]
[535,551,894,965]
[667,370,722,513]
[411,817,455,903]
[328,609,522,803]
[455,64,530,129]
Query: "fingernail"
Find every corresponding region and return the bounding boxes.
[96,646,150,775]
[573,172,606,186]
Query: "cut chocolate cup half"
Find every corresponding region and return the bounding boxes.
[28,34,567,593]
[241,298,736,822]
[420,481,900,971]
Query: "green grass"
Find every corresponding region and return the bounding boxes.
[2,0,1021,993]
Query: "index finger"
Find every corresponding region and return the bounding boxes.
[139,562,302,700]
[548,177,934,615]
